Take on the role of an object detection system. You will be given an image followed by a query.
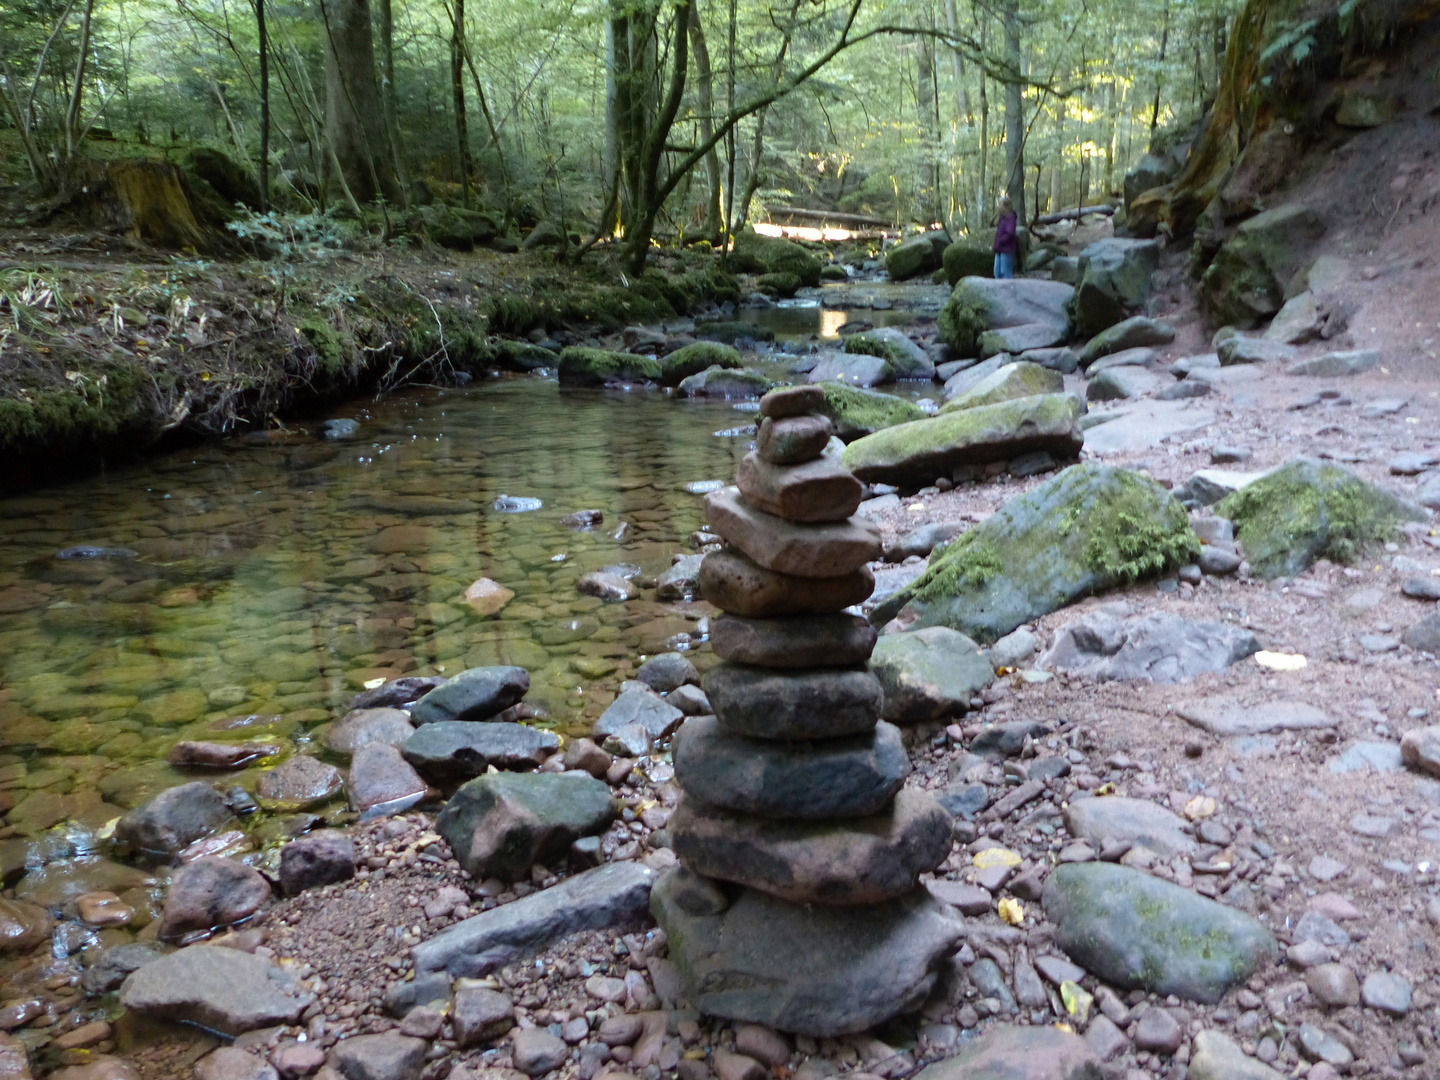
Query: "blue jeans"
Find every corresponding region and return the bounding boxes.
[993,252,1014,279]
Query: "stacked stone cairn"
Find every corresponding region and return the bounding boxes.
[651,385,964,1037]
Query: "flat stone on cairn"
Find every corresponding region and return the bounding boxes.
[654,385,959,1037]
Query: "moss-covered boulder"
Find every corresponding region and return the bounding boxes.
[1200,205,1326,328]
[872,464,1198,641]
[842,328,935,379]
[730,228,822,287]
[841,393,1085,488]
[557,347,662,387]
[756,272,801,298]
[813,383,927,442]
[1071,239,1161,338]
[677,366,775,399]
[429,207,499,250]
[940,362,1063,413]
[938,278,1072,357]
[661,342,743,386]
[820,264,849,282]
[1215,458,1424,579]
[942,241,992,286]
[885,232,949,281]
[1079,315,1175,365]
[495,340,559,372]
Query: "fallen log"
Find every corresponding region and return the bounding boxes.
[1033,204,1116,226]
[768,205,892,229]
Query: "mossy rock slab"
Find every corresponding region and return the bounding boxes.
[813,383,927,441]
[661,342,743,386]
[1042,861,1276,1004]
[1080,316,1175,365]
[940,362,1063,414]
[557,348,662,387]
[677,366,775,399]
[495,340,559,372]
[841,393,1085,488]
[978,322,1065,357]
[942,241,993,286]
[885,233,949,281]
[1215,457,1423,579]
[730,228,822,287]
[874,464,1197,642]
[1200,205,1326,328]
[842,328,935,379]
[1071,239,1160,338]
[757,272,801,298]
[938,278,1073,357]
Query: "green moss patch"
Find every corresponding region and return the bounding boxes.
[661,342,743,386]
[1215,457,1422,578]
[814,382,926,441]
[558,347,662,387]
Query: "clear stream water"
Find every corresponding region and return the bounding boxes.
[0,295,937,865]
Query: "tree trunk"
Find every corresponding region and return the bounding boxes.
[451,0,472,203]
[64,0,95,161]
[1000,0,1025,221]
[688,5,723,241]
[1150,0,1170,132]
[917,29,940,226]
[319,0,401,204]
[377,0,407,192]
[976,15,989,225]
[258,0,270,212]
[624,0,691,273]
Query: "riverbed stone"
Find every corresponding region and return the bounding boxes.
[669,788,951,905]
[325,709,416,757]
[884,232,949,282]
[1039,610,1260,683]
[679,366,775,399]
[913,1024,1102,1080]
[278,830,355,896]
[1187,1031,1286,1080]
[511,1028,569,1076]
[675,716,909,819]
[409,667,530,724]
[437,772,614,881]
[703,663,881,740]
[841,393,1086,487]
[873,464,1197,643]
[1287,349,1380,377]
[705,488,881,577]
[0,898,52,955]
[1072,238,1161,337]
[1080,315,1175,365]
[844,327,936,379]
[869,627,994,723]
[557,348,662,387]
[347,743,430,818]
[938,278,1073,357]
[120,945,313,1035]
[655,554,705,601]
[736,452,863,523]
[402,722,559,777]
[114,782,233,863]
[634,653,699,693]
[661,342,743,385]
[758,415,834,465]
[1042,862,1276,1003]
[452,985,517,1046]
[256,756,344,809]
[978,322,1067,357]
[166,742,277,769]
[1215,458,1422,579]
[1307,963,1360,1006]
[593,688,685,742]
[939,362,1063,414]
[650,868,962,1036]
[699,550,875,617]
[710,613,876,668]
[1176,697,1333,736]
[1064,797,1196,859]
[352,676,448,711]
[414,863,656,977]
[1361,971,1412,1015]
[577,571,638,602]
[761,385,827,418]
[807,352,893,388]
[332,1033,427,1080]
[157,857,270,943]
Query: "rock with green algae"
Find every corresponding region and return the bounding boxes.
[660,341,743,386]
[939,361,1063,414]
[937,278,1073,357]
[495,340,559,372]
[941,239,993,286]
[885,232,949,281]
[840,393,1085,488]
[677,366,775,399]
[871,464,1197,642]
[812,383,927,442]
[842,327,935,379]
[729,228,822,287]
[756,272,801,298]
[1042,861,1277,1004]
[1215,457,1423,579]
[1200,204,1326,327]
[557,347,662,387]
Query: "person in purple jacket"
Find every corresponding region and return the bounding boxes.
[992,196,1019,279]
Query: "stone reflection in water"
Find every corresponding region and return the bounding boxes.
[0,381,744,831]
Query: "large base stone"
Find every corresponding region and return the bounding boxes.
[699,551,875,617]
[651,869,962,1037]
[674,716,909,819]
[669,788,951,905]
[711,613,877,668]
[704,663,882,740]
